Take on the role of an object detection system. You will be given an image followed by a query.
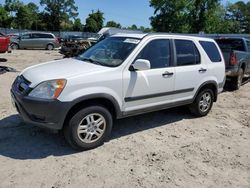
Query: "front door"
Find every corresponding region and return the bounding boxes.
[19,33,33,49]
[123,39,175,112]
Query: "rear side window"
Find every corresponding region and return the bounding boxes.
[175,40,200,66]
[32,33,54,39]
[199,41,222,62]
[137,39,171,69]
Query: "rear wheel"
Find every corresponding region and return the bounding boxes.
[63,105,113,150]
[47,44,54,50]
[189,89,214,117]
[232,68,243,90]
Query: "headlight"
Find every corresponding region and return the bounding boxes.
[29,79,66,99]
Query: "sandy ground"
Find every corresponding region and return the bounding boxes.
[0,50,249,188]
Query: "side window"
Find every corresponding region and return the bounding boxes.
[31,33,41,39]
[175,40,200,66]
[136,39,171,69]
[199,41,222,62]
[22,34,31,39]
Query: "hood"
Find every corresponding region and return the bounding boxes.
[22,58,109,87]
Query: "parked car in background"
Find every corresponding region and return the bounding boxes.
[7,33,20,38]
[0,32,11,53]
[11,33,225,150]
[60,35,85,43]
[60,35,91,57]
[215,37,250,90]
[10,32,60,50]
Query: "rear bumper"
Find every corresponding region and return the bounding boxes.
[11,89,71,130]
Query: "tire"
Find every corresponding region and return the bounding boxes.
[232,68,243,90]
[11,43,19,50]
[63,106,113,150]
[47,44,54,50]
[189,89,214,117]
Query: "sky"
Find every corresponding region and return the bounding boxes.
[1,0,249,27]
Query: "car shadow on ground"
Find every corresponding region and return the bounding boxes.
[0,58,7,62]
[223,78,249,92]
[0,107,193,160]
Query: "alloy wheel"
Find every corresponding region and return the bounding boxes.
[77,113,106,144]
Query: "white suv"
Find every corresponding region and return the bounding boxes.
[11,33,225,150]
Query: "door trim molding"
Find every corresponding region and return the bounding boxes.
[124,88,194,102]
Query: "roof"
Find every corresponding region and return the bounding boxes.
[112,33,148,39]
[112,32,215,41]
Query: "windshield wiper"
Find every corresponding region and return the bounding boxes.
[81,58,103,66]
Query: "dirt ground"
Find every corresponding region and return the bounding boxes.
[0,50,249,188]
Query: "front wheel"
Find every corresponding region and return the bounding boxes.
[64,106,113,150]
[189,89,214,117]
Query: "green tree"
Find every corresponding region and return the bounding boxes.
[73,18,83,31]
[150,0,190,32]
[106,20,121,28]
[40,0,78,31]
[84,10,104,32]
[0,5,10,28]
[204,5,238,33]
[128,24,138,30]
[188,0,220,33]
[4,0,22,14]
[15,3,39,29]
[225,1,250,33]
[139,26,153,32]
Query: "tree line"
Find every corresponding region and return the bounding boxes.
[0,0,249,33]
[150,0,250,34]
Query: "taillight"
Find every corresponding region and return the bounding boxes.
[230,52,237,65]
[55,37,59,43]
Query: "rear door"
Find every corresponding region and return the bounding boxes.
[31,33,44,48]
[173,39,206,102]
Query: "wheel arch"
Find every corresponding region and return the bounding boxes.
[11,42,19,49]
[194,81,218,102]
[46,43,54,49]
[63,94,122,128]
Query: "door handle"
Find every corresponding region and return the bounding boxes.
[199,68,207,73]
[162,71,174,77]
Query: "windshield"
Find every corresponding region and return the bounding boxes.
[77,37,140,67]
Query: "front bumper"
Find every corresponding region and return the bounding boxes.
[11,89,71,130]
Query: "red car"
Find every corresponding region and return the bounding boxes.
[0,32,11,53]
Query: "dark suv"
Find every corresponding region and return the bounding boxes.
[11,32,60,50]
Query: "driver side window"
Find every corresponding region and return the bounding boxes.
[136,39,171,69]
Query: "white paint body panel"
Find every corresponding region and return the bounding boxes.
[21,34,225,114]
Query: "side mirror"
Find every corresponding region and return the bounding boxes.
[130,59,151,71]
